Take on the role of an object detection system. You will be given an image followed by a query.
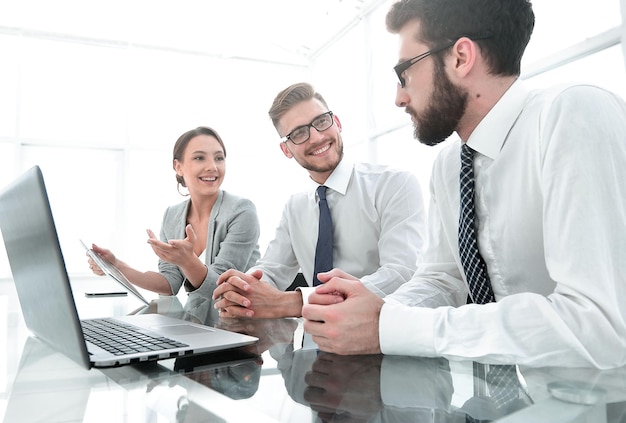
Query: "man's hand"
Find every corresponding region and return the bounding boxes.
[213,269,303,318]
[303,277,384,355]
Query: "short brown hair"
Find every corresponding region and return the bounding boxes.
[268,82,329,130]
[386,0,534,76]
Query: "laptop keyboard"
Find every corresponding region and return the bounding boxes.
[82,318,189,356]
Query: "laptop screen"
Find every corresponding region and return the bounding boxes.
[0,166,92,368]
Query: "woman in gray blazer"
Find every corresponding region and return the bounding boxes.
[88,126,261,299]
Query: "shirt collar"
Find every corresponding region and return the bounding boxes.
[466,79,529,160]
[308,157,353,196]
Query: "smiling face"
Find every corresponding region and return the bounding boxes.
[174,134,225,198]
[277,98,343,184]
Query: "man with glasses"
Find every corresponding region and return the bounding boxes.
[301,0,626,369]
[213,82,426,318]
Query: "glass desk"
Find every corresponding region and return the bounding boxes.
[1,278,626,422]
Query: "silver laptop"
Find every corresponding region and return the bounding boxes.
[0,166,258,369]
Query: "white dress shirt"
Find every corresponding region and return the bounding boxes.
[251,158,425,296]
[380,80,626,368]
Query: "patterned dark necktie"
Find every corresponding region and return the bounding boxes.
[313,185,333,286]
[458,144,495,304]
[459,145,523,421]
[487,364,523,409]
[464,364,525,423]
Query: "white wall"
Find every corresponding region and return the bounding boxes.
[1,0,625,280]
[0,31,311,276]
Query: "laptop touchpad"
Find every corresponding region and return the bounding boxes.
[153,324,215,336]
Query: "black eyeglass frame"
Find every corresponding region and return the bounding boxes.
[393,34,492,88]
[281,111,335,145]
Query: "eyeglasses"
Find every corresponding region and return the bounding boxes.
[393,35,492,88]
[281,111,334,145]
[393,41,456,88]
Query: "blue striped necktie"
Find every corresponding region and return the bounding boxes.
[313,185,333,286]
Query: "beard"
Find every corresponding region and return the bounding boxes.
[296,138,344,174]
[410,59,468,146]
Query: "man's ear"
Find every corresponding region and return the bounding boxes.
[334,114,342,132]
[451,37,478,78]
[280,142,293,158]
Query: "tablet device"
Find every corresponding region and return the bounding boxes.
[80,239,151,305]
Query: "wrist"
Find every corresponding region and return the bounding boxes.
[281,291,304,317]
[183,261,208,289]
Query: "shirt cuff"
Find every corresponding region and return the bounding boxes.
[379,302,437,357]
[296,286,318,350]
[297,286,315,305]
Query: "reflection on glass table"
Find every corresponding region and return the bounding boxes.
[4,282,626,422]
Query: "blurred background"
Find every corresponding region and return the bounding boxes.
[0,0,625,277]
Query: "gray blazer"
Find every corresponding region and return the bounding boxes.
[158,190,261,298]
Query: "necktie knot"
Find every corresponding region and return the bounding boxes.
[461,143,475,163]
[317,185,327,201]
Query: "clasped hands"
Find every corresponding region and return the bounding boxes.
[213,268,385,355]
[213,269,356,319]
[212,269,307,319]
